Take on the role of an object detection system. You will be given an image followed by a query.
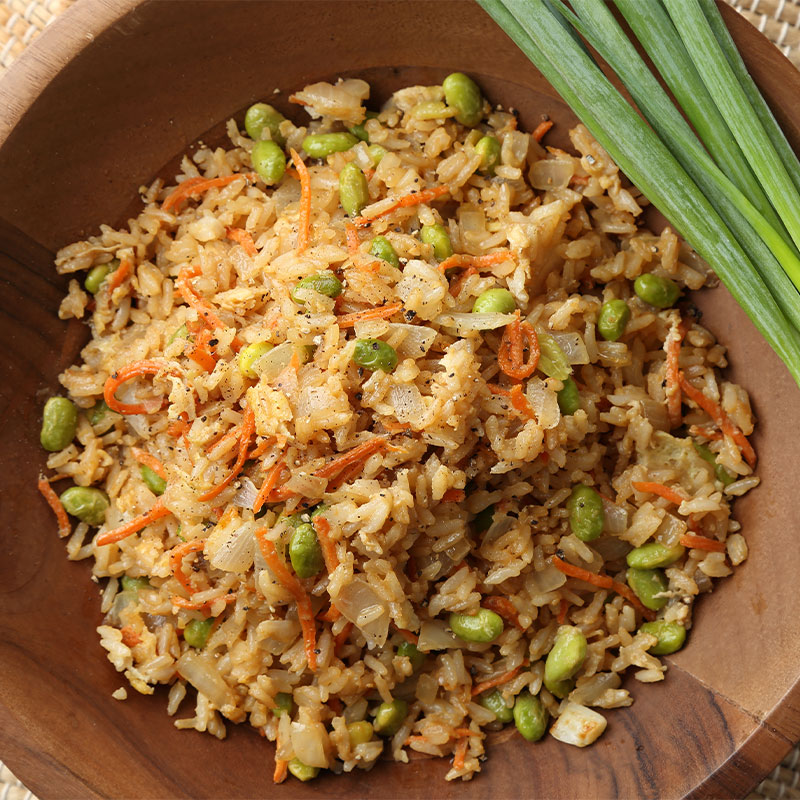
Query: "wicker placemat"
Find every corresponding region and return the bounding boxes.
[1,0,799,798]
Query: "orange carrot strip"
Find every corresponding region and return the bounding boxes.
[273,759,288,785]
[448,265,478,297]
[678,373,756,467]
[314,437,390,480]
[382,420,411,432]
[679,533,726,553]
[162,172,257,213]
[289,148,312,253]
[395,628,419,645]
[256,530,317,671]
[96,498,171,546]
[247,438,271,461]
[333,621,353,655]
[438,250,514,274]
[664,318,685,429]
[631,480,688,506]
[482,596,523,630]
[453,737,468,770]
[37,476,71,538]
[345,222,360,255]
[551,555,654,620]
[225,226,258,256]
[532,120,554,142]
[176,266,243,353]
[171,594,236,613]
[169,540,205,594]
[120,625,142,648]
[498,311,540,380]
[470,666,521,697]
[252,457,286,514]
[167,413,189,439]
[452,728,475,738]
[509,384,536,420]
[186,328,218,373]
[312,515,339,574]
[441,488,466,503]
[198,406,255,502]
[353,184,450,228]
[557,598,570,624]
[325,459,363,491]
[131,447,167,480]
[107,258,132,293]
[689,424,723,442]
[336,301,403,328]
[205,426,241,457]
[318,605,342,623]
[104,360,174,415]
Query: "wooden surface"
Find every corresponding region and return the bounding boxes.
[1,2,800,798]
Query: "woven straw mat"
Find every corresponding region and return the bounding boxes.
[0,0,799,798]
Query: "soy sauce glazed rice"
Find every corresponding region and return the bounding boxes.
[41,74,758,782]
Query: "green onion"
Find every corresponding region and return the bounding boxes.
[476,0,800,385]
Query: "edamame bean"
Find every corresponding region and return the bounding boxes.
[472,504,495,533]
[420,223,453,260]
[251,139,286,186]
[120,575,150,593]
[693,441,735,486]
[349,111,378,143]
[633,273,680,308]
[639,620,687,655]
[479,689,513,724]
[238,341,274,378]
[339,162,369,216]
[352,339,398,372]
[537,331,572,381]
[289,522,324,579]
[292,271,343,304]
[472,288,515,314]
[626,542,685,569]
[302,132,358,159]
[89,399,111,426]
[368,144,387,165]
[397,640,425,672]
[288,758,319,782]
[626,567,669,611]
[244,102,287,145]
[273,691,294,717]
[442,72,484,127]
[139,465,166,496]
[60,486,109,526]
[513,690,548,742]
[597,299,631,342]
[84,260,117,294]
[40,396,78,452]
[184,617,214,649]
[449,608,504,643]
[475,135,501,175]
[412,100,452,120]
[544,626,587,692]
[369,236,400,269]
[373,698,408,737]
[347,720,374,746]
[567,484,604,542]
[557,377,580,416]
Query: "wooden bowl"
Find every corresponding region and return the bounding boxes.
[1,2,799,797]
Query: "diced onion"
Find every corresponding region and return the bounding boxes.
[206,520,256,573]
[434,312,516,333]
[291,719,331,768]
[417,620,460,652]
[549,331,590,365]
[388,323,437,357]
[253,342,294,381]
[333,577,389,649]
[176,651,236,709]
[232,477,258,509]
[530,158,575,190]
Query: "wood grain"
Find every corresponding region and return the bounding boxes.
[0,2,799,798]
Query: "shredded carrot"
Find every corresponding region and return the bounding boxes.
[679,533,727,553]
[438,249,515,274]
[448,266,478,297]
[664,318,685,429]
[252,457,286,514]
[551,554,654,620]
[217,505,238,528]
[273,758,288,785]
[96,498,171,546]
[107,258,132,293]
[120,625,141,648]
[186,328,218,373]
[318,605,342,623]
[198,406,255,502]
[104,359,173,415]
[247,438,271,461]
[37,476,71,538]
[167,413,189,439]
[353,184,450,228]
[336,301,403,328]
[689,424,723,442]
[176,265,242,350]
[470,666,521,697]
[205,425,241,457]
[532,120,554,142]
[171,594,236,613]
[498,311,540,380]
[289,148,312,253]
[131,447,167,480]
[162,172,257,213]
[312,515,339,574]
[225,226,258,256]
[314,436,390,480]
[678,372,756,467]
[489,383,536,421]
[453,737,468,770]
[395,628,419,645]
[345,222,360,255]
[256,530,317,671]
[482,596,523,630]
[325,459,364,491]
[557,598,570,624]
[169,540,205,594]
[631,480,688,506]
[333,621,353,655]
[441,488,466,503]
[382,420,411,432]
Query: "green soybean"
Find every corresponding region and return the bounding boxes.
[373,698,408,737]
[368,144,387,165]
[513,690,548,742]
[273,691,294,717]
[412,100,452,120]
[639,620,687,656]
[60,486,109,526]
[567,484,604,542]
[442,72,484,127]
[472,288,516,314]
[339,162,370,217]
[40,396,78,452]
[244,102,287,145]
[475,135,501,175]
[369,236,400,269]
[352,339,398,372]
[597,299,631,342]
[139,464,166,496]
[89,399,111,426]
[633,273,680,308]
[557,377,581,415]
[397,640,425,672]
[84,260,117,294]
[627,567,669,611]
[238,341,274,378]
[449,608,504,643]
[626,542,685,569]
[693,441,735,486]
[292,271,343,304]
[479,689,513,724]
[302,132,358,159]
[120,575,150,592]
[287,758,319,782]
[184,617,214,649]
[289,522,324,579]
[544,626,587,690]
[472,504,495,533]
[420,223,453,260]
[347,720,374,746]
[251,139,286,186]
[349,111,378,143]
[537,331,572,381]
